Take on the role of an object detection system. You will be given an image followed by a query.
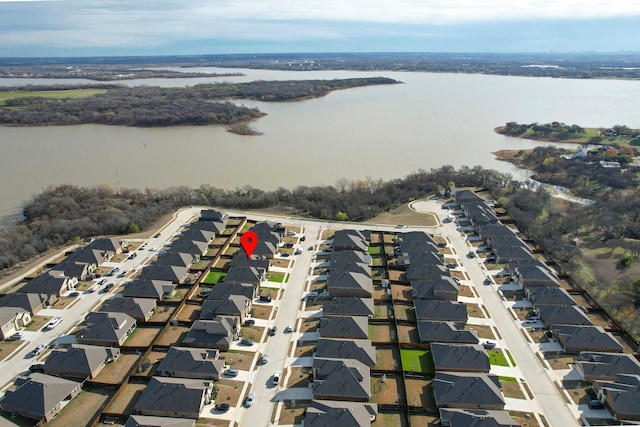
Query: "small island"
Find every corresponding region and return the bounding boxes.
[0,77,400,130]
[495,121,640,146]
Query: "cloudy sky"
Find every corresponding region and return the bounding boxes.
[0,0,639,57]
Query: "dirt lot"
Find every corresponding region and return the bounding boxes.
[93,353,140,385]
[458,284,475,297]
[25,315,52,331]
[219,350,254,371]
[214,379,243,406]
[105,382,146,415]
[376,347,400,370]
[252,305,274,320]
[370,375,406,405]
[563,380,594,404]
[397,324,419,344]
[176,304,201,322]
[391,285,413,302]
[466,303,487,318]
[365,203,438,227]
[277,401,309,425]
[393,305,416,321]
[509,411,540,427]
[501,379,526,399]
[372,412,409,427]
[370,323,393,342]
[156,325,190,346]
[134,350,166,377]
[408,415,439,427]
[299,318,319,333]
[294,343,315,357]
[405,378,435,410]
[388,270,404,282]
[374,303,392,320]
[123,326,162,347]
[545,354,576,370]
[467,324,496,339]
[271,258,292,269]
[48,387,114,427]
[286,366,311,388]
[587,312,613,329]
[513,306,535,321]
[52,296,77,310]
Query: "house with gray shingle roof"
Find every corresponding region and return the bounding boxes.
[512,263,559,288]
[536,305,593,327]
[44,344,120,379]
[323,297,374,318]
[306,400,378,427]
[133,377,213,419]
[313,358,371,402]
[156,252,196,268]
[77,312,136,347]
[417,321,479,344]
[327,271,373,298]
[167,239,208,257]
[526,286,576,306]
[414,300,468,323]
[182,317,239,350]
[229,252,270,271]
[593,374,640,421]
[0,293,48,315]
[316,338,376,367]
[199,209,228,224]
[156,347,225,380]
[320,316,368,340]
[433,372,505,410]
[333,230,369,252]
[0,373,81,422]
[439,408,519,427]
[455,190,484,204]
[20,272,73,297]
[179,229,215,244]
[551,325,623,353]
[49,260,91,282]
[411,278,458,301]
[431,343,490,373]
[190,220,225,235]
[406,264,448,281]
[577,352,640,382]
[100,297,156,323]
[330,251,372,267]
[125,415,195,427]
[122,279,177,301]
[199,295,250,322]
[207,282,256,300]
[139,265,189,284]
[224,266,266,286]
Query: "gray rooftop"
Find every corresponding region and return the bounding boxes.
[439,408,520,427]
[44,344,119,379]
[414,300,468,323]
[433,372,505,409]
[306,400,377,427]
[133,377,211,419]
[316,338,376,366]
[157,347,225,380]
[0,373,80,420]
[431,343,490,372]
[320,316,369,340]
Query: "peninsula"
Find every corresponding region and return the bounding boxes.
[495,121,640,146]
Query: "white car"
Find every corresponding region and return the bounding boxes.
[45,317,62,330]
[273,371,282,385]
[32,344,46,355]
[245,393,255,408]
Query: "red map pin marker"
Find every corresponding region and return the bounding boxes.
[241,231,259,259]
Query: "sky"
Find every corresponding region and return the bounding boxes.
[0,0,639,57]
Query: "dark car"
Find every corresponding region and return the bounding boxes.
[240,338,254,346]
[259,295,272,303]
[244,319,256,326]
[214,403,230,412]
[69,291,80,297]
[269,326,277,336]
[300,236,306,241]
[198,289,211,298]
[104,283,114,291]
[588,400,605,409]
[29,364,45,373]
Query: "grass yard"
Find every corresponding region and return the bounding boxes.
[239,325,264,343]
[488,350,509,366]
[506,350,516,366]
[368,245,383,255]
[400,348,434,374]
[0,88,107,103]
[0,339,24,362]
[365,202,439,227]
[267,272,286,283]
[202,271,226,284]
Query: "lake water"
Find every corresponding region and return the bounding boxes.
[1,68,640,226]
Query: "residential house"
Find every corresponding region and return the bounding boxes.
[551,325,623,353]
[576,352,640,382]
[511,263,559,288]
[323,297,374,318]
[329,261,371,278]
[223,266,266,287]
[406,264,448,282]
[455,190,484,204]
[125,415,195,427]
[139,265,189,284]
[0,373,81,422]
[327,271,373,298]
[316,338,376,367]
[431,343,490,373]
[593,374,640,421]
[199,296,251,323]
[417,321,479,344]
[433,372,505,410]
[168,239,208,257]
[536,305,593,327]
[0,292,48,315]
[320,316,369,340]
[410,278,458,301]
[306,400,378,427]
[199,209,229,224]
[133,377,213,419]
[77,312,137,347]
[182,317,239,350]
[44,344,120,379]
[49,260,91,282]
[122,279,177,301]
[207,282,256,300]
[414,300,468,323]
[330,251,372,267]
[20,272,74,297]
[0,308,31,340]
[156,252,196,268]
[396,250,443,268]
[250,221,284,258]
[313,358,371,402]
[156,347,225,380]
[179,229,215,244]
[228,252,270,271]
[100,297,156,323]
[89,238,124,255]
[439,408,519,427]
[526,286,576,306]
[333,230,369,252]
[189,220,225,235]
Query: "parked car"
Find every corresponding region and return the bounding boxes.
[8,332,24,341]
[45,317,62,330]
[588,400,605,409]
[245,393,255,408]
[294,249,302,255]
[32,344,46,356]
[467,251,476,258]
[284,325,293,333]
[240,338,254,346]
[272,371,282,385]
[482,341,496,349]
[483,278,492,285]
[28,363,45,373]
[300,236,306,241]
[485,256,497,263]
[259,295,272,303]
[307,291,319,298]
[98,279,107,285]
[214,403,230,412]
[104,283,114,291]
[154,233,161,238]
[197,289,211,298]
[281,253,290,257]
[308,246,314,251]
[69,291,80,297]
[269,326,277,336]
[224,369,239,377]
[244,319,256,326]
[260,355,269,364]
[525,317,539,323]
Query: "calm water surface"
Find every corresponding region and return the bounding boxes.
[1,69,639,224]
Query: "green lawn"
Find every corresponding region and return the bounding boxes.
[498,376,518,382]
[268,272,286,283]
[488,350,509,367]
[506,350,517,366]
[400,348,434,374]
[368,245,383,255]
[202,271,226,284]
[0,88,106,102]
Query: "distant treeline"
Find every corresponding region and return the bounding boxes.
[0,77,399,127]
[0,165,511,270]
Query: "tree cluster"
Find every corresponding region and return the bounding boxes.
[500,121,585,139]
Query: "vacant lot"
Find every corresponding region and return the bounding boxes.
[400,349,434,374]
[48,387,114,427]
[156,325,190,346]
[93,353,140,384]
[219,350,254,371]
[370,375,406,405]
[366,203,438,227]
[123,327,162,347]
[405,378,435,410]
